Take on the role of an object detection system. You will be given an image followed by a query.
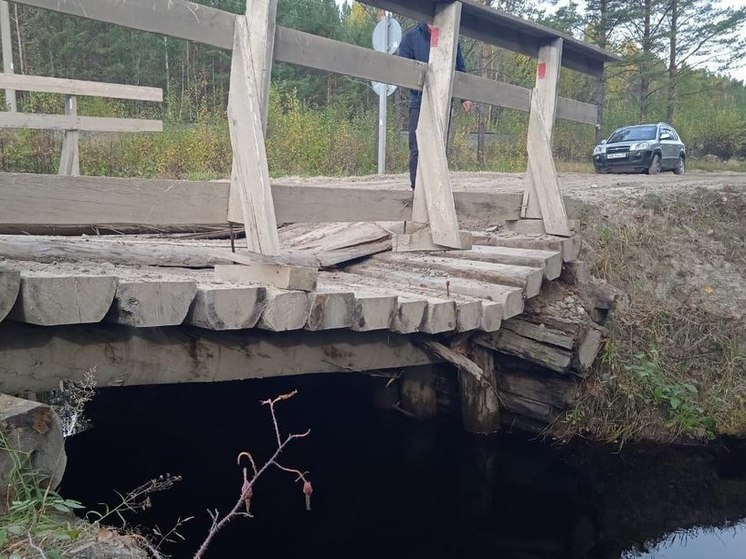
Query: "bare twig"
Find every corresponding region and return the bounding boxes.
[193,391,312,559]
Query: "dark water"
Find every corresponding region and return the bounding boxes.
[61,374,746,558]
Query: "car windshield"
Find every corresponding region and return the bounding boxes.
[607,125,657,143]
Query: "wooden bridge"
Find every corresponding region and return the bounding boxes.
[0,0,615,435]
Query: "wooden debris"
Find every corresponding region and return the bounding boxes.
[256,288,310,332]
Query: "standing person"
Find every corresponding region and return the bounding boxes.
[398,21,472,189]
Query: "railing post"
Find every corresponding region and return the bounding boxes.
[409,0,464,249]
[58,95,79,176]
[0,0,16,112]
[521,37,570,237]
[227,0,278,230]
[227,5,280,255]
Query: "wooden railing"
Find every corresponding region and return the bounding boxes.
[0,74,162,176]
[0,0,615,254]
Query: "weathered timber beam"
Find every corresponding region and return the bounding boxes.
[0,173,523,226]
[9,0,595,124]
[0,74,162,101]
[0,323,440,393]
[0,113,162,133]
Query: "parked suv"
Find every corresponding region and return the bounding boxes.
[592,123,686,175]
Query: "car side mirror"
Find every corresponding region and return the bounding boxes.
[601,140,607,145]
[660,133,671,140]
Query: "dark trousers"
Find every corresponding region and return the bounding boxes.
[408,104,453,189]
[408,106,420,189]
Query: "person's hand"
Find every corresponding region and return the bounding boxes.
[461,100,473,113]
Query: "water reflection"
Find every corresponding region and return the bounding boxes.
[61,373,746,558]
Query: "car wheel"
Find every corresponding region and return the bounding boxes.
[673,156,685,175]
[646,154,661,175]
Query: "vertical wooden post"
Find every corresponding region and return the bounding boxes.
[400,365,437,419]
[228,0,278,226]
[58,95,79,176]
[227,11,280,255]
[458,345,500,434]
[410,1,464,249]
[0,0,16,112]
[522,38,571,237]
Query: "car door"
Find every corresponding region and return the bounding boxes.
[659,126,677,169]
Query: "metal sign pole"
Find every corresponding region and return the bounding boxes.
[377,13,389,175]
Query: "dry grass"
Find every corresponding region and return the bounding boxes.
[561,187,746,444]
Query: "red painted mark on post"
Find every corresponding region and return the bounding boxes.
[537,62,547,79]
[430,27,440,47]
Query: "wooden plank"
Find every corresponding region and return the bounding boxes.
[440,245,562,280]
[0,112,162,132]
[186,285,267,331]
[393,229,473,252]
[348,292,397,332]
[0,174,229,226]
[215,263,317,292]
[0,323,440,393]
[228,15,280,254]
[9,273,117,326]
[453,71,529,113]
[522,38,571,236]
[227,0,277,224]
[0,173,523,226]
[497,366,580,410]
[457,343,500,434]
[0,270,20,323]
[475,329,573,374]
[344,262,525,318]
[414,98,463,247]
[257,288,310,332]
[306,290,356,331]
[411,1,462,243]
[320,272,427,334]
[105,280,197,327]
[503,318,575,349]
[472,233,580,263]
[58,95,80,176]
[556,96,597,126]
[275,26,424,91]
[371,252,544,298]
[0,74,162,101]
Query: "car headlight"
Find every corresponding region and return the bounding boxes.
[631,142,649,151]
[593,145,604,155]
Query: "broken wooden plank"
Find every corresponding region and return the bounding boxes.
[306,290,356,331]
[441,245,562,280]
[392,228,473,252]
[105,280,197,327]
[344,262,525,318]
[215,263,317,292]
[0,270,20,323]
[9,273,117,326]
[503,318,575,349]
[371,252,543,298]
[186,285,267,331]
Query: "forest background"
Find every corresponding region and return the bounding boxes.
[1,0,745,179]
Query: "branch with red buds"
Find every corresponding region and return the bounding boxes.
[193,390,312,559]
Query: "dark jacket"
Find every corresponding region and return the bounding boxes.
[397,21,467,108]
